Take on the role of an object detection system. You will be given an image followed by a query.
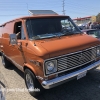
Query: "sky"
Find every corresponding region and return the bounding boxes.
[0,0,100,24]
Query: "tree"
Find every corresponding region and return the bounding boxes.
[96,13,100,22]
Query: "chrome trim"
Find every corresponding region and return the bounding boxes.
[57,47,96,71]
[45,59,57,75]
[29,59,40,67]
[57,60,94,72]
[43,46,99,76]
[42,60,100,89]
[36,76,44,80]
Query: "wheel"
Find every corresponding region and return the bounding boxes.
[24,69,44,97]
[1,53,12,68]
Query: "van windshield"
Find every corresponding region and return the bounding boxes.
[26,17,81,40]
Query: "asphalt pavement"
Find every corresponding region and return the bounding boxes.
[0,57,100,100]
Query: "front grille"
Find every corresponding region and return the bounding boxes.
[57,47,97,72]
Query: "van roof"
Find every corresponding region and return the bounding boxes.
[0,15,69,27]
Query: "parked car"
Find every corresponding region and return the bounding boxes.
[0,10,100,97]
[78,24,86,30]
[82,29,100,39]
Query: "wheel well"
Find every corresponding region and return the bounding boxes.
[24,66,30,71]
[0,52,2,56]
[24,66,35,75]
[0,51,3,55]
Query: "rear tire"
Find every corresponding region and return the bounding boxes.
[1,53,12,68]
[24,69,44,97]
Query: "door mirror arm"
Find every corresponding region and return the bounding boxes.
[17,42,22,50]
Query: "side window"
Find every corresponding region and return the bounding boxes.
[14,21,26,39]
[61,19,77,32]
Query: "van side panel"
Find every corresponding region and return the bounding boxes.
[0,22,15,56]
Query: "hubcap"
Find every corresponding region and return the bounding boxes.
[26,73,34,91]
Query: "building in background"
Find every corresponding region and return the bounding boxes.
[91,16,96,22]
[73,16,96,26]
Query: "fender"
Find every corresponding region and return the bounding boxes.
[23,63,38,76]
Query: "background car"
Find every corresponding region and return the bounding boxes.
[78,23,87,30]
[82,29,100,39]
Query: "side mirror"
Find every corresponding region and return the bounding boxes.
[9,34,17,45]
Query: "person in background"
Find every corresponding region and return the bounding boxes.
[95,22,100,29]
[86,21,91,29]
[98,23,100,29]
[89,22,94,29]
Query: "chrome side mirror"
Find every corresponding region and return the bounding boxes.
[9,34,17,45]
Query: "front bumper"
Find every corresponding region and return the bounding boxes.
[41,60,100,89]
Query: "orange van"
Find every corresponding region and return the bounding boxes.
[0,10,100,96]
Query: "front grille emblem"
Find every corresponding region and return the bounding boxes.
[79,52,85,61]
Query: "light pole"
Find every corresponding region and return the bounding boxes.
[62,0,65,15]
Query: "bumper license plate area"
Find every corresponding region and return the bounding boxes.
[77,71,87,80]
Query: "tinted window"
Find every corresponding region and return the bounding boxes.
[26,17,80,40]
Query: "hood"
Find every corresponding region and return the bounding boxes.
[36,34,100,58]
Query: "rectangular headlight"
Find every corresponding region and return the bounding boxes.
[44,59,57,75]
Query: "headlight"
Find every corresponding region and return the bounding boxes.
[97,47,100,57]
[45,60,57,75]
[47,62,54,71]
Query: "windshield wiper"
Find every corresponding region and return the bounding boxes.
[62,32,74,36]
[32,34,56,40]
[63,31,81,36]
[32,36,40,40]
[32,32,77,40]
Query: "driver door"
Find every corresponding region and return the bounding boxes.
[9,21,27,71]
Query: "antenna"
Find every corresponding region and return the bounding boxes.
[26,3,36,46]
[62,0,65,15]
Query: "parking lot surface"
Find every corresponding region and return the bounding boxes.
[0,58,100,100]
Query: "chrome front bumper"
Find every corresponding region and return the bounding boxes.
[41,60,100,89]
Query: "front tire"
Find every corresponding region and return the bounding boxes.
[24,69,44,97]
